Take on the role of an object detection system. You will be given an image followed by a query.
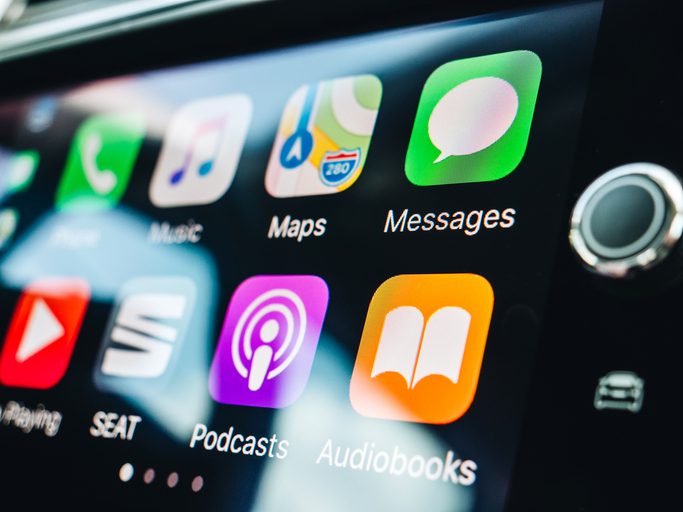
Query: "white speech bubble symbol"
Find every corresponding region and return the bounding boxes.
[428,76,519,163]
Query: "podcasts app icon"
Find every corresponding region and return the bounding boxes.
[209,275,329,408]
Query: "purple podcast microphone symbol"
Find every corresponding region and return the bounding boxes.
[232,289,306,391]
[209,275,328,408]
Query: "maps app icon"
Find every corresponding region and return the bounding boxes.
[209,275,329,408]
[265,75,382,198]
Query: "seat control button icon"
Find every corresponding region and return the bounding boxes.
[594,371,644,413]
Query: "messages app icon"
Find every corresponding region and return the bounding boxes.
[405,50,542,186]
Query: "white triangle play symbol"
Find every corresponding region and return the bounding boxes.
[16,298,65,363]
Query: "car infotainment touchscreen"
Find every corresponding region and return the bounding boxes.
[0,1,626,510]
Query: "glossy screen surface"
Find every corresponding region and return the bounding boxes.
[0,2,601,510]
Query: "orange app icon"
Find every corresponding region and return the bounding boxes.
[350,274,494,424]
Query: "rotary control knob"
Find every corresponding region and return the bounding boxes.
[569,163,683,278]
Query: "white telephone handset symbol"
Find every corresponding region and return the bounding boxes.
[82,132,117,195]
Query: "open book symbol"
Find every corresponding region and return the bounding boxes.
[371,306,471,389]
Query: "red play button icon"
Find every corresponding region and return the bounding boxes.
[0,277,90,389]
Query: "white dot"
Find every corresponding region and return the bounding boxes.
[260,319,279,343]
[191,476,204,492]
[167,472,179,488]
[119,463,134,482]
[143,469,155,484]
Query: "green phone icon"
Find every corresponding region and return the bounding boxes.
[405,50,542,186]
[56,112,145,211]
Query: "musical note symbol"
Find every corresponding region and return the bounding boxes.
[169,115,227,185]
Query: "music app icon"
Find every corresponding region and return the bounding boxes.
[149,94,252,207]
[209,275,329,408]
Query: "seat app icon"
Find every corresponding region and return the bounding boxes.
[265,75,382,197]
[56,112,145,211]
[405,50,542,186]
[209,275,329,408]
[94,276,196,395]
[350,274,494,424]
[149,95,252,207]
[0,277,90,389]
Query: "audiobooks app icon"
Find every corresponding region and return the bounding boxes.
[350,274,493,424]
